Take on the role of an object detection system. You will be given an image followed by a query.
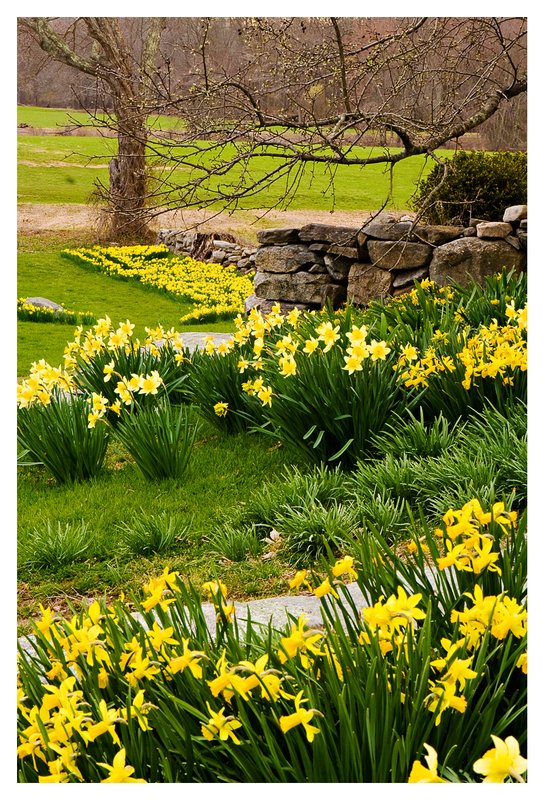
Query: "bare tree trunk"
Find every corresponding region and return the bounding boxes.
[105,107,149,239]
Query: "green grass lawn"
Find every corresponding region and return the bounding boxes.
[17,418,304,628]
[17,235,235,375]
[19,123,450,209]
[18,104,187,131]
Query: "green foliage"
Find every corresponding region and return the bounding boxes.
[411,150,527,225]
[272,500,361,566]
[257,309,410,466]
[18,520,91,569]
[207,523,263,562]
[17,390,110,483]
[371,409,463,458]
[120,512,192,557]
[188,348,264,434]
[112,400,197,482]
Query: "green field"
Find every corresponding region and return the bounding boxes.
[18,105,450,209]
[17,104,187,131]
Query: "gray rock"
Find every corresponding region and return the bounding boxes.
[517,230,528,249]
[416,225,465,246]
[324,253,355,281]
[367,240,432,270]
[362,221,414,241]
[347,263,392,306]
[24,296,64,312]
[254,244,323,273]
[429,238,525,287]
[519,219,527,231]
[211,250,226,263]
[476,222,513,239]
[326,245,359,259]
[469,217,489,227]
[254,271,334,305]
[503,205,528,224]
[213,240,239,250]
[298,223,360,247]
[504,235,521,251]
[462,227,477,237]
[256,228,301,245]
[392,267,429,289]
[308,243,331,254]
[308,263,329,274]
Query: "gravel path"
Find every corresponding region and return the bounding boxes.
[181,331,233,353]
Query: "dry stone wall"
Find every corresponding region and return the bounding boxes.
[157,205,527,314]
[246,206,527,313]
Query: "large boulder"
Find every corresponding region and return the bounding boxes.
[347,263,392,306]
[429,238,525,287]
[254,244,323,273]
[254,270,335,305]
[367,240,432,270]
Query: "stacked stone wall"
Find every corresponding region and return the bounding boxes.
[157,205,527,314]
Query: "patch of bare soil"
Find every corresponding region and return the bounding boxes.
[18,203,405,245]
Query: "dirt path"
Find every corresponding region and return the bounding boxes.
[17,203,401,245]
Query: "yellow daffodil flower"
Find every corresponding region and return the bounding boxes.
[473,735,528,783]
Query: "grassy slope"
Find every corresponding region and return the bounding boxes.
[17,235,235,375]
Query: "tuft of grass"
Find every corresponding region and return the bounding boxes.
[19,520,91,570]
[207,523,263,562]
[119,511,192,557]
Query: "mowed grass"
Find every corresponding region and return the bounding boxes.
[18,104,187,131]
[19,123,451,209]
[17,234,235,375]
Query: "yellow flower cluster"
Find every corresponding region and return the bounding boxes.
[409,736,528,783]
[433,499,517,575]
[17,600,152,783]
[396,310,527,391]
[200,305,392,409]
[17,359,74,408]
[63,245,254,323]
[62,316,185,370]
[458,314,527,389]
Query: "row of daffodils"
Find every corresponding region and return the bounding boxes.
[61,244,254,324]
[17,498,527,782]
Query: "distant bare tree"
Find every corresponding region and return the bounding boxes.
[143,16,526,219]
[19,17,167,238]
[18,17,527,235]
